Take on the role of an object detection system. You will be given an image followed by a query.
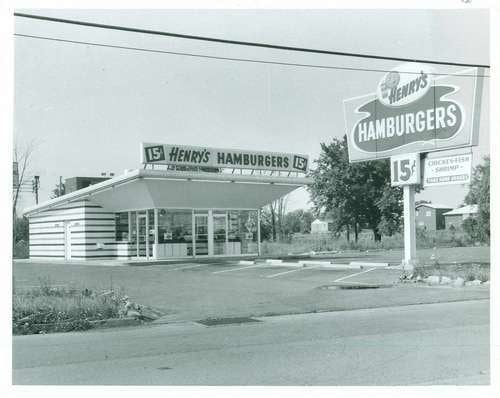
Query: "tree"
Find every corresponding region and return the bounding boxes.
[308,136,402,241]
[464,156,490,243]
[50,181,66,198]
[376,184,403,236]
[13,139,38,250]
[259,208,274,241]
[266,196,288,241]
[462,217,480,242]
[13,139,37,219]
[282,209,315,237]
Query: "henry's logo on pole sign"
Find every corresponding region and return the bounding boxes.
[343,63,484,162]
[377,65,433,107]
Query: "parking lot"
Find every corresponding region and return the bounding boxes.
[13,258,490,324]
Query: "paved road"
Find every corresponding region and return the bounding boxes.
[13,299,489,385]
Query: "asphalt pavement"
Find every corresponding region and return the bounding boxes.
[14,260,490,323]
[13,299,489,385]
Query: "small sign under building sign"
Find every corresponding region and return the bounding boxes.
[390,153,421,186]
[423,153,472,187]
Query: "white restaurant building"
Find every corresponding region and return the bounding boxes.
[23,143,311,261]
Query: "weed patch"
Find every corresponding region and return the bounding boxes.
[413,262,490,282]
[13,277,129,335]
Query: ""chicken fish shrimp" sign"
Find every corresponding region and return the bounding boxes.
[343,63,484,162]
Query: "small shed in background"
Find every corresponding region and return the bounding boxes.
[310,218,333,234]
[444,204,479,230]
[415,203,453,231]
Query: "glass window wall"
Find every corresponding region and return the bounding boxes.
[115,208,258,258]
[157,209,193,256]
[228,210,258,255]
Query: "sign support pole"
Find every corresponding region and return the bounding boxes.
[257,208,262,257]
[403,185,416,271]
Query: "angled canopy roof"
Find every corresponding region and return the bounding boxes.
[443,204,479,216]
[23,169,312,216]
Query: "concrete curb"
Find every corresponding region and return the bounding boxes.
[90,317,143,329]
[264,259,283,265]
[349,261,389,268]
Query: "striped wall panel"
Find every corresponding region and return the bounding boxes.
[28,199,133,261]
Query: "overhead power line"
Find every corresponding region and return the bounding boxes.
[14,33,489,78]
[14,12,490,69]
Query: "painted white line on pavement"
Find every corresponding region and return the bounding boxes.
[212,264,263,274]
[334,267,377,282]
[266,265,320,278]
[169,264,207,271]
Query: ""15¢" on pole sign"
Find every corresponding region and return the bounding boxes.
[390,153,421,186]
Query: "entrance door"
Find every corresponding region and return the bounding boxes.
[194,214,209,256]
[137,215,147,259]
[64,221,72,260]
[213,213,228,255]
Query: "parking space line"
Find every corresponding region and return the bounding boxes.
[266,265,319,278]
[169,264,208,271]
[212,264,263,274]
[333,267,376,282]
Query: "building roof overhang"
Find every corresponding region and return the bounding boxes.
[23,169,312,216]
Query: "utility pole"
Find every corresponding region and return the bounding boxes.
[59,176,63,196]
[32,175,40,204]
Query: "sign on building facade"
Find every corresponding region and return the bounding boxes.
[343,63,483,162]
[141,143,309,173]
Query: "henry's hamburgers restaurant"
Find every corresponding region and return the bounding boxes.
[23,143,311,261]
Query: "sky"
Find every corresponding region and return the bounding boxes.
[13,8,490,212]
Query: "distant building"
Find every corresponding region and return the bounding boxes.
[415,203,453,231]
[310,218,333,234]
[444,205,479,230]
[65,176,111,194]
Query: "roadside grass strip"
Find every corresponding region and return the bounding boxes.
[212,264,264,274]
[16,284,69,289]
[266,265,320,278]
[333,267,377,283]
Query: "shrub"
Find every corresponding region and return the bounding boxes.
[13,240,29,259]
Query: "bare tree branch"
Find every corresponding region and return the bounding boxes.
[13,139,38,219]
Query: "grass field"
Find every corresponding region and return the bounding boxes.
[281,246,490,265]
[262,229,487,256]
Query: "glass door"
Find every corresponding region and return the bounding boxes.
[194,214,209,256]
[137,215,147,259]
[213,213,228,255]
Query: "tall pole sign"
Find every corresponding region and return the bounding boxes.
[343,63,484,271]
